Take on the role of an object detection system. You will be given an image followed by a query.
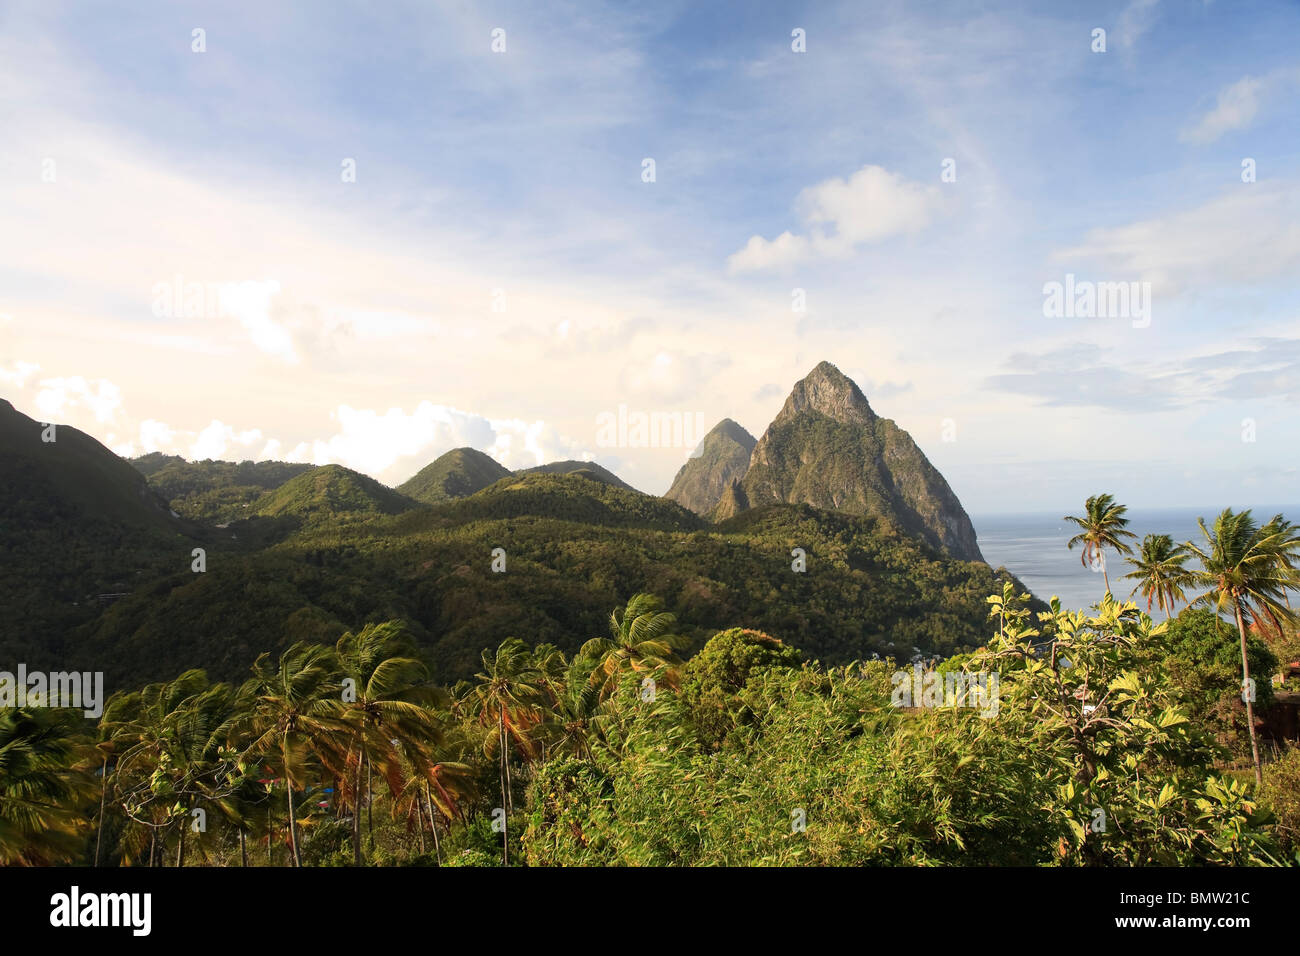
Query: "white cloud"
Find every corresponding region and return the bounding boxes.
[34,376,122,423]
[190,420,266,461]
[0,360,41,388]
[1054,182,1300,294]
[1181,75,1265,144]
[728,165,942,273]
[137,419,175,454]
[285,402,586,485]
[218,280,296,363]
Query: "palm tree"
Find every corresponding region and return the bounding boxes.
[335,622,442,865]
[240,643,348,867]
[0,708,93,864]
[579,593,687,699]
[1065,494,1138,597]
[1184,508,1300,786]
[1123,533,1196,617]
[463,638,541,865]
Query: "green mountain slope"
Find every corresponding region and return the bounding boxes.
[0,399,198,665]
[741,362,984,561]
[397,447,511,503]
[519,459,637,491]
[131,453,314,522]
[664,418,756,515]
[251,464,421,521]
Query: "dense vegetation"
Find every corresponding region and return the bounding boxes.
[4,589,1297,868]
[131,453,314,523]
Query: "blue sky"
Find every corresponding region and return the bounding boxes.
[1,0,1298,513]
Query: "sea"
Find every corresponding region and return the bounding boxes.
[972,505,1300,615]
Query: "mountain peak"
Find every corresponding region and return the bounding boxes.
[663,418,756,515]
[740,362,983,562]
[775,361,876,427]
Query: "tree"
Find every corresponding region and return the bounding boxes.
[1184,508,1300,786]
[579,593,687,699]
[335,622,442,865]
[463,638,542,865]
[1064,494,1138,598]
[0,708,93,865]
[1124,533,1195,617]
[240,643,347,867]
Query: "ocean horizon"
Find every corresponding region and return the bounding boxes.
[972,505,1300,615]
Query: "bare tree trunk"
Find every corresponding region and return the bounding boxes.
[1234,602,1264,787]
[176,821,186,867]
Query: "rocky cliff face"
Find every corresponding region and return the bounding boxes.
[664,418,756,516]
[739,362,984,561]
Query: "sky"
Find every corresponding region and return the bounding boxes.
[1,0,1298,513]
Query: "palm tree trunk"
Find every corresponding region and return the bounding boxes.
[425,783,442,865]
[1233,602,1264,787]
[366,756,374,854]
[94,756,107,866]
[285,748,302,868]
[352,751,364,866]
[498,705,509,866]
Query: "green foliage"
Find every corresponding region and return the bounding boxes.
[131,453,314,523]
[680,627,803,748]
[1161,607,1276,756]
[1260,747,1300,856]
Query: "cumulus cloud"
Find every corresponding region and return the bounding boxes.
[0,360,41,389]
[281,402,587,485]
[728,165,942,273]
[218,281,297,364]
[33,376,123,423]
[191,420,267,460]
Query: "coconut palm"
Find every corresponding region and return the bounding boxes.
[463,638,542,864]
[1065,494,1138,597]
[335,621,442,865]
[240,643,348,867]
[580,593,687,699]
[0,707,94,865]
[1123,533,1196,617]
[1184,508,1300,786]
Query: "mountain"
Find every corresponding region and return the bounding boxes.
[422,471,703,532]
[398,447,512,504]
[131,453,314,522]
[0,399,197,664]
[664,419,756,515]
[739,362,984,561]
[519,460,637,491]
[251,464,420,520]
